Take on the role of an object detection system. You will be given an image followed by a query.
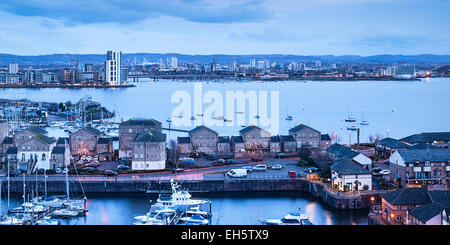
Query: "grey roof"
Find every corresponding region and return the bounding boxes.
[189,126,218,135]
[270,136,280,142]
[1,136,13,145]
[281,135,295,142]
[239,125,267,134]
[56,137,69,145]
[396,149,450,163]
[121,118,161,127]
[407,143,440,150]
[51,147,66,155]
[177,137,191,144]
[401,132,450,144]
[327,143,360,159]
[218,136,230,143]
[382,188,431,205]
[429,190,450,208]
[231,136,244,143]
[26,127,48,135]
[321,134,331,141]
[330,159,371,175]
[83,126,102,136]
[34,135,57,145]
[377,137,409,149]
[289,124,320,133]
[97,137,111,144]
[6,146,17,155]
[409,202,444,223]
[134,129,166,143]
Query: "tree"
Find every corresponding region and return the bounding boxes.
[168,140,178,167]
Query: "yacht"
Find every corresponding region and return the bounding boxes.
[134,208,176,225]
[285,115,293,121]
[150,179,210,212]
[346,126,358,131]
[0,215,25,225]
[35,216,60,225]
[261,212,313,225]
[51,208,79,218]
[179,214,209,225]
[185,206,211,219]
[32,196,66,208]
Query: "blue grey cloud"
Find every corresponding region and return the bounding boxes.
[0,0,271,24]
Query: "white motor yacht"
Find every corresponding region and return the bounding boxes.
[134,208,176,225]
[261,212,313,225]
[179,214,209,225]
[35,216,60,225]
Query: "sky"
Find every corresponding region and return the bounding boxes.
[0,0,449,56]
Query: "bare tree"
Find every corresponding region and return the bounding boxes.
[168,139,179,168]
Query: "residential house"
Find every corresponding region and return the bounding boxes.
[280,135,296,153]
[119,118,162,158]
[400,132,450,148]
[14,127,48,146]
[389,148,450,188]
[56,137,69,147]
[239,126,271,157]
[177,137,192,155]
[69,126,103,156]
[270,136,281,153]
[320,134,332,151]
[188,126,219,155]
[1,136,13,154]
[218,136,232,157]
[231,136,245,158]
[326,143,372,169]
[5,146,18,170]
[375,137,410,158]
[289,124,321,152]
[131,129,166,171]
[17,135,56,172]
[331,159,372,191]
[0,120,9,146]
[50,145,70,170]
[97,137,113,161]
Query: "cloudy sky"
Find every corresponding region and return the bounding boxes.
[0,0,449,55]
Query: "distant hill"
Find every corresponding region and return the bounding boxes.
[0,53,449,66]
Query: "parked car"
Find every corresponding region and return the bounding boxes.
[85,163,99,168]
[271,164,283,170]
[37,168,45,174]
[206,154,218,160]
[172,168,184,173]
[9,171,20,177]
[250,157,263,162]
[224,159,234,165]
[380,170,390,175]
[118,159,131,166]
[371,167,381,173]
[105,170,118,176]
[242,166,253,173]
[117,165,131,171]
[288,171,297,178]
[253,164,267,171]
[218,159,225,164]
[276,153,289,159]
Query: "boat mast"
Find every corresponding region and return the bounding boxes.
[7,158,10,211]
[22,172,26,205]
[65,141,70,200]
[44,169,47,199]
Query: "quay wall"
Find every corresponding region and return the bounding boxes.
[3,179,387,210]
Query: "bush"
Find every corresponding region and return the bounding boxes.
[362,185,369,191]
[45,169,56,175]
[296,160,309,166]
[343,185,349,192]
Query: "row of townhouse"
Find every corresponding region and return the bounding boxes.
[374,188,450,225]
[177,124,332,158]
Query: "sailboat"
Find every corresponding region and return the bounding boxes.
[285,107,293,121]
[359,111,369,126]
[344,107,356,122]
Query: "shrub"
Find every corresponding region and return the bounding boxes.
[362,185,369,191]
[297,160,309,166]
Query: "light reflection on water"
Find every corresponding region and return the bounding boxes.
[1,192,368,225]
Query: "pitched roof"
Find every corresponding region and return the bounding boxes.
[327,143,360,159]
[6,146,17,155]
[330,159,371,175]
[407,143,440,150]
[270,136,280,142]
[134,129,166,143]
[97,137,111,144]
[429,190,450,208]
[218,136,230,143]
[281,135,295,142]
[377,137,410,148]
[382,188,431,205]
[34,135,57,145]
[1,136,13,145]
[400,132,450,144]
[321,134,331,141]
[83,126,102,136]
[51,147,66,155]
[189,126,218,135]
[120,118,161,127]
[396,149,450,163]
[409,202,444,223]
[289,124,320,134]
[177,137,191,144]
[25,127,48,135]
[231,136,244,143]
[239,125,268,134]
[56,137,69,145]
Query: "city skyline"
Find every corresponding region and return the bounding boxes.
[0,0,449,56]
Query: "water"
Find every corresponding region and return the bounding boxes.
[1,78,449,144]
[0,192,368,225]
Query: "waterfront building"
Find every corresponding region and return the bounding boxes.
[388,148,450,188]
[17,134,56,171]
[326,143,372,168]
[5,146,18,170]
[270,136,281,153]
[69,126,103,156]
[320,134,332,151]
[131,129,166,170]
[171,57,178,69]
[105,50,122,85]
[56,137,69,147]
[96,137,113,161]
[6,73,22,84]
[188,126,219,155]
[231,136,246,158]
[0,120,9,147]
[395,64,416,79]
[218,136,232,157]
[1,136,13,154]
[239,126,271,157]
[119,118,162,158]
[289,124,321,152]
[8,62,18,74]
[330,159,372,191]
[14,127,48,146]
[50,145,70,170]
[0,71,7,84]
[177,137,192,155]
[376,188,450,225]
[375,137,410,158]
[280,135,296,153]
[400,132,450,148]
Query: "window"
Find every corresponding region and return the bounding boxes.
[42,154,46,160]
[396,216,402,221]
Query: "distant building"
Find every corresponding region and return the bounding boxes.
[171,57,178,69]
[400,132,450,148]
[188,126,219,155]
[8,62,18,74]
[375,137,410,158]
[395,64,415,79]
[105,50,121,85]
[239,126,271,157]
[69,126,103,156]
[326,143,372,168]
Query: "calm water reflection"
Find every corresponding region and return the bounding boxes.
[1,192,368,225]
